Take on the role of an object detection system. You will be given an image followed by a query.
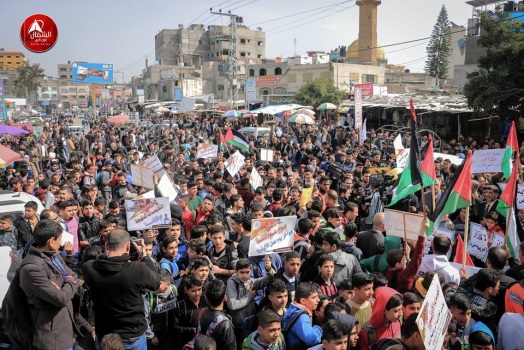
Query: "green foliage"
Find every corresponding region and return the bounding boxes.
[425,5,452,82]
[14,62,45,102]
[463,12,524,116]
[293,76,346,107]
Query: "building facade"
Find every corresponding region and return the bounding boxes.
[0,50,26,71]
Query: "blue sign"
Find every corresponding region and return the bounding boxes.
[42,100,49,106]
[174,87,183,102]
[72,62,114,84]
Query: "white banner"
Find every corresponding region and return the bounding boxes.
[467,222,489,261]
[140,154,164,175]
[383,209,424,241]
[224,151,245,177]
[416,274,452,350]
[249,216,297,256]
[197,143,218,159]
[250,168,263,191]
[125,197,172,231]
[354,87,362,130]
[157,173,179,202]
[471,148,506,174]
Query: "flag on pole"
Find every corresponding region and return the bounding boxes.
[421,135,437,187]
[225,128,234,143]
[497,154,521,257]
[219,129,226,150]
[388,100,422,207]
[359,118,367,145]
[227,130,249,151]
[453,234,474,266]
[428,151,473,232]
[502,121,519,178]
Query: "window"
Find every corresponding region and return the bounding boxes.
[240,85,245,91]
[362,74,378,83]
[349,73,359,83]
[257,41,263,46]
[218,85,224,91]
[240,52,246,57]
[222,49,229,56]
[6,62,11,65]
[15,56,20,58]
[78,95,86,99]
[259,68,267,76]
[303,73,313,82]
[275,67,282,75]
[198,40,203,45]
[42,94,49,99]
[287,74,296,83]
[274,87,286,95]
[259,88,270,95]
[162,86,167,93]
[6,56,11,58]
[249,69,255,77]
[69,88,76,92]
[257,54,262,58]
[240,38,246,44]
[60,68,67,71]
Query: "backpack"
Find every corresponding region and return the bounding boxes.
[1,254,48,350]
[282,310,309,350]
[242,314,259,339]
[373,338,406,350]
[182,308,231,350]
[361,321,380,349]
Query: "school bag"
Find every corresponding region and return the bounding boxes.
[1,254,49,350]
[361,321,381,349]
[182,308,231,350]
[282,309,310,350]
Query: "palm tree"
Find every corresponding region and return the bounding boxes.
[14,62,45,106]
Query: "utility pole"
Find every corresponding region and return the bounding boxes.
[211,10,238,110]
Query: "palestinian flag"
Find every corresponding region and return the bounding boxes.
[502,120,519,179]
[453,234,474,266]
[388,99,422,207]
[496,155,521,257]
[227,129,249,151]
[219,129,226,150]
[421,135,437,187]
[428,150,472,232]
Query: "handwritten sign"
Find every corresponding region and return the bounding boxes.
[197,143,218,159]
[125,197,172,231]
[491,232,505,248]
[130,164,155,190]
[141,154,164,175]
[260,148,274,162]
[498,182,524,210]
[396,149,463,171]
[248,216,297,256]
[471,148,506,174]
[384,209,424,241]
[250,168,263,191]
[224,150,245,177]
[468,223,489,261]
[416,274,452,350]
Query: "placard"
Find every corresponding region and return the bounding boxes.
[197,143,219,159]
[449,262,481,278]
[224,150,245,177]
[125,197,172,231]
[467,222,489,261]
[471,148,506,174]
[60,231,74,246]
[299,186,314,207]
[250,168,263,191]
[498,182,524,210]
[140,154,164,175]
[157,173,179,202]
[130,164,155,189]
[416,274,452,350]
[248,216,297,256]
[383,209,424,241]
[490,231,505,248]
[260,148,274,162]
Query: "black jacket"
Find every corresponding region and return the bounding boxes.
[83,253,160,340]
[79,215,101,241]
[199,309,236,350]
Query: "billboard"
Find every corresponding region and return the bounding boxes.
[355,83,373,97]
[72,62,114,84]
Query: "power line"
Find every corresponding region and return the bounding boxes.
[231,0,259,11]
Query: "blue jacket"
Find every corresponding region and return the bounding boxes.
[281,303,322,349]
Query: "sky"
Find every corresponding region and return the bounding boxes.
[0,0,473,82]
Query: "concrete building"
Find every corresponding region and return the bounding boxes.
[36,76,59,103]
[447,25,467,82]
[0,69,19,97]
[142,63,203,101]
[0,50,26,71]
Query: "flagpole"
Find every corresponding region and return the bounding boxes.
[420,186,428,218]
[431,184,436,212]
[463,205,471,269]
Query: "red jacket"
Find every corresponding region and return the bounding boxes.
[182,207,211,235]
[385,235,425,293]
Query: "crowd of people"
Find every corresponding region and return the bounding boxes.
[0,111,523,350]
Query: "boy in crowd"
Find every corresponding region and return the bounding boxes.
[402,292,421,323]
[264,280,289,318]
[242,309,286,350]
[207,225,238,283]
[226,258,274,346]
[447,292,475,350]
[174,275,207,349]
[275,251,301,303]
[335,279,353,314]
[347,273,373,330]
[282,282,323,349]
[313,254,338,302]
[309,319,349,350]
[468,322,495,350]
[159,237,180,286]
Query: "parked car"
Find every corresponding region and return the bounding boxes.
[238,127,271,140]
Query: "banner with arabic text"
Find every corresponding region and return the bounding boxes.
[125,197,172,231]
[248,216,296,256]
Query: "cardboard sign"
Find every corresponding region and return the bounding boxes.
[416,274,452,350]
[125,197,172,231]
[383,209,424,241]
[299,186,314,207]
[249,216,297,256]
[157,173,179,202]
[60,231,74,246]
[140,154,164,175]
[260,148,274,162]
[250,168,263,191]
[197,143,218,159]
[467,223,489,261]
[498,182,524,210]
[130,164,155,189]
[471,148,506,174]
[224,151,245,177]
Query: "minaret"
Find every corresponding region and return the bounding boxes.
[357,0,381,66]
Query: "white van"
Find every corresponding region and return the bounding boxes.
[0,191,45,217]
[238,127,271,140]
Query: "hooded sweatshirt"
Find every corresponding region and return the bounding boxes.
[417,254,460,285]
[359,237,402,274]
[242,331,286,350]
[282,303,323,349]
[357,287,402,350]
[469,322,495,348]
[385,235,425,293]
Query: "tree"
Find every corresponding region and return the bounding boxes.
[293,76,346,107]
[14,62,45,105]
[425,5,452,85]
[463,12,524,117]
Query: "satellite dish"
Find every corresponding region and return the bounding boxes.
[192,72,201,77]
